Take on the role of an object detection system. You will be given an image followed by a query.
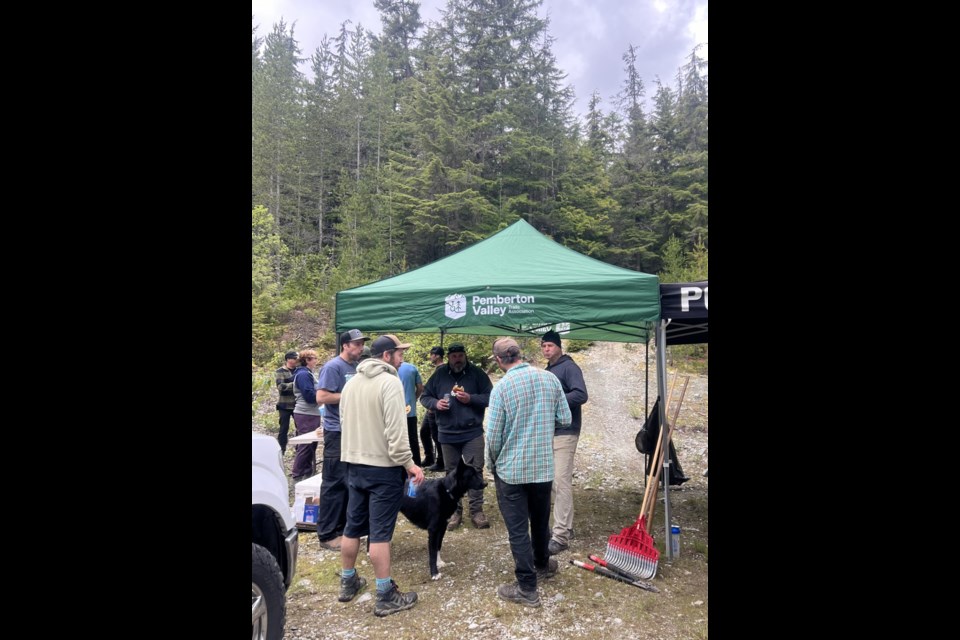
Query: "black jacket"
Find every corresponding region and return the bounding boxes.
[545,354,588,435]
[420,362,493,444]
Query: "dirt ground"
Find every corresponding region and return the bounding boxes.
[254,341,708,639]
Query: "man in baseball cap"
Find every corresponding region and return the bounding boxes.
[338,332,423,615]
[420,339,494,529]
[275,350,301,454]
[314,329,369,551]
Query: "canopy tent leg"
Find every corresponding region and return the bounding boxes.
[655,319,674,560]
[643,341,649,489]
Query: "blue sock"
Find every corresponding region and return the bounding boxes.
[376,577,393,593]
[342,568,356,579]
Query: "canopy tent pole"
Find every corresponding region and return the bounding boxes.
[655,319,675,560]
[643,341,650,488]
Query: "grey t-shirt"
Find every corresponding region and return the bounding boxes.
[317,356,356,432]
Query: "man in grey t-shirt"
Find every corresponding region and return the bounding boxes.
[313,329,368,551]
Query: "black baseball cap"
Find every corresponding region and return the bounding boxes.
[447,343,466,353]
[339,329,370,344]
[284,350,299,360]
[430,346,445,356]
[370,334,413,356]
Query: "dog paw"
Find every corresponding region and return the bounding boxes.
[431,572,443,581]
[436,556,446,568]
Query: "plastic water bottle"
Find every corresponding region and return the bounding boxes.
[670,524,681,557]
[407,480,417,498]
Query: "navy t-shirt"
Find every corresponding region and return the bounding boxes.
[317,356,356,432]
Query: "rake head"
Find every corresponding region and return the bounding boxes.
[604,514,659,580]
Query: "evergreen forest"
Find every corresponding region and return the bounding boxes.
[252,0,707,363]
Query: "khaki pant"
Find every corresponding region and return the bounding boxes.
[551,433,579,544]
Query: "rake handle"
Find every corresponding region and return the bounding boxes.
[641,377,683,521]
[639,376,678,521]
[571,560,659,593]
[645,377,689,524]
[589,554,643,582]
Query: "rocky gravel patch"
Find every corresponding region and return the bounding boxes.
[254,340,708,639]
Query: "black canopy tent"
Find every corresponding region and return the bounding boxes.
[655,280,708,559]
[660,281,708,346]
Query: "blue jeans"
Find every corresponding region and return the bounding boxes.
[494,472,553,592]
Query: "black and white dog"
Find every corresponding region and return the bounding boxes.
[400,457,487,580]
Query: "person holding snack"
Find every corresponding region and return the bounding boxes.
[420,342,494,530]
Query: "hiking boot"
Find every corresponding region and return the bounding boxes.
[374,580,418,617]
[319,536,342,552]
[497,582,540,607]
[447,511,462,531]
[536,557,558,580]
[471,511,490,529]
[338,573,367,602]
[427,461,445,472]
[547,539,568,555]
[421,456,435,468]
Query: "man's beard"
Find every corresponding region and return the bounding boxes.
[450,361,465,373]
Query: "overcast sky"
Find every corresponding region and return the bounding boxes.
[252,0,707,120]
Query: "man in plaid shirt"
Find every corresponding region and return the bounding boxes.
[485,337,572,607]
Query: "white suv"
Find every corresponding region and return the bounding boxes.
[252,433,298,640]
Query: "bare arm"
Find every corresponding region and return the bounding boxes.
[316,389,340,405]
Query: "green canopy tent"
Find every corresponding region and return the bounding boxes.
[336,219,669,567]
[335,219,660,342]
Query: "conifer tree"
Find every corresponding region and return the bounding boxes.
[252,20,307,241]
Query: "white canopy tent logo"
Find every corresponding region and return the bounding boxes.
[444,293,466,319]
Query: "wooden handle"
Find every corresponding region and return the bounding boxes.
[645,376,689,523]
[639,375,678,521]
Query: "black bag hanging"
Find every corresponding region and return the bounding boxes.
[635,397,660,454]
[635,396,689,485]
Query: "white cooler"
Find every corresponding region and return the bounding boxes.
[291,474,323,529]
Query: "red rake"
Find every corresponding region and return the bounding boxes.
[604,376,689,580]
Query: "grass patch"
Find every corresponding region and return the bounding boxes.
[692,540,708,558]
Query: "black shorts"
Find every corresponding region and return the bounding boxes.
[344,463,405,543]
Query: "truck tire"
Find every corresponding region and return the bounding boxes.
[252,543,286,640]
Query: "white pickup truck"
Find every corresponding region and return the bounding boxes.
[252,433,298,640]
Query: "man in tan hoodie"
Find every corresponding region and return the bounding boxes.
[337,334,425,617]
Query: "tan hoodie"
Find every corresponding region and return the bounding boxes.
[339,357,414,470]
